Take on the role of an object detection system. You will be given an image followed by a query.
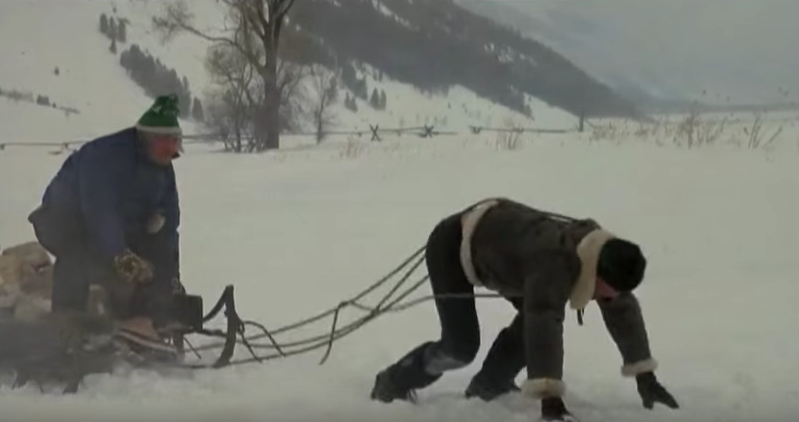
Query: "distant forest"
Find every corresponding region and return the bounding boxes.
[100,12,204,121]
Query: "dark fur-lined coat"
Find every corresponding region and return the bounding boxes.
[458,198,658,398]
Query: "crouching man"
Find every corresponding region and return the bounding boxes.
[27,95,186,355]
[370,198,678,421]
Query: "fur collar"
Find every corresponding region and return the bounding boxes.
[570,229,616,310]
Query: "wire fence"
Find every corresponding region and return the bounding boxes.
[0,123,580,154]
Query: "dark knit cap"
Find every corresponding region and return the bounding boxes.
[596,238,647,292]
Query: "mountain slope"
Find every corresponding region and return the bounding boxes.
[0,0,207,142]
[0,0,587,143]
[459,0,799,110]
[286,0,639,119]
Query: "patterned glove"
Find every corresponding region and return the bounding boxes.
[113,249,154,284]
[636,372,679,410]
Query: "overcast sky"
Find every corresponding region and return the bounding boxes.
[474,0,799,103]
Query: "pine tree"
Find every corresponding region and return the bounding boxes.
[99,13,109,35]
[117,20,127,43]
[369,88,380,109]
[108,17,117,41]
[379,90,387,110]
[192,97,205,122]
[109,38,117,54]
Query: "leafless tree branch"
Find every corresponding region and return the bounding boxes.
[152,0,298,151]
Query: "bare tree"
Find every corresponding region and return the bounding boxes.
[277,61,311,134]
[153,0,297,151]
[203,43,257,152]
[308,64,340,143]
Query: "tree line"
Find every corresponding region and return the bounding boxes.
[118,44,204,121]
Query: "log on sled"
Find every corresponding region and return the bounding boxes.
[0,241,244,394]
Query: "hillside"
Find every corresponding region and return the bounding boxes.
[0,0,632,145]
[458,0,799,112]
[284,0,639,119]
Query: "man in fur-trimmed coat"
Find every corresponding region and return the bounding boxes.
[370,198,678,421]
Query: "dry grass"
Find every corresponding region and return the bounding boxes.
[340,136,366,159]
[493,117,525,151]
[588,108,793,151]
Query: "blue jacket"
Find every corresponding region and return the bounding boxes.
[40,127,180,259]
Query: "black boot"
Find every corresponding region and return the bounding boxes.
[541,397,579,422]
[464,319,525,401]
[464,371,520,401]
[370,342,443,403]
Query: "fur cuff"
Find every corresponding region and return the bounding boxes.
[459,199,501,287]
[521,378,566,398]
[621,358,658,377]
[571,229,616,310]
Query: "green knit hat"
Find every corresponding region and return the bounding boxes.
[135,94,182,136]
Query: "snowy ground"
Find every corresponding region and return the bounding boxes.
[1,129,798,422]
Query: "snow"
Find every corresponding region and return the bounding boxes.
[2,129,799,421]
[2,1,799,421]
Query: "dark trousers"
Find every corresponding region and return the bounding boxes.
[28,206,177,325]
[388,212,526,390]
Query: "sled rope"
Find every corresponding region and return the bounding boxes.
[177,244,505,370]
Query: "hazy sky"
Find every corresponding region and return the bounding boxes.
[475,0,799,103]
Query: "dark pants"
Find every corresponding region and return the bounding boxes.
[385,212,526,392]
[28,206,177,325]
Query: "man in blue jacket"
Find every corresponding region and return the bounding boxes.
[27,95,185,353]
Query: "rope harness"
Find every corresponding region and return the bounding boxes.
[172,244,506,371]
[176,208,593,371]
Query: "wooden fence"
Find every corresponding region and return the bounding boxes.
[0,123,578,153]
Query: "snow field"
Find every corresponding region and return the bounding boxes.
[1,131,798,422]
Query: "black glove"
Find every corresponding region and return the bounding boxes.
[636,372,679,410]
[541,397,580,422]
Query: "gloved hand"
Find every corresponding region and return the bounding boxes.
[636,372,679,410]
[113,249,154,284]
[541,397,580,422]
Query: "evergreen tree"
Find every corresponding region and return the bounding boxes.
[379,90,387,110]
[99,13,109,35]
[109,38,117,54]
[369,88,380,109]
[344,92,358,112]
[118,44,195,118]
[117,20,127,43]
[192,97,205,122]
[108,17,117,40]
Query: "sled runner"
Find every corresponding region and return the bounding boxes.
[0,283,245,393]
